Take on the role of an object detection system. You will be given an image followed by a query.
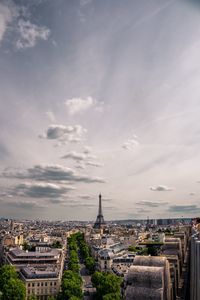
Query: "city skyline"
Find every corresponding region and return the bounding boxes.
[1,0,200,220]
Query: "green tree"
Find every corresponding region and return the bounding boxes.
[128,245,149,255]
[92,272,122,300]
[69,296,81,300]
[28,296,37,300]
[91,272,104,287]
[1,278,26,300]
[52,240,62,249]
[103,293,121,300]
[85,256,95,274]
[22,242,35,252]
[61,279,82,299]
[128,245,138,252]
[0,265,18,290]
[79,242,89,259]
[62,271,82,285]
[60,271,82,300]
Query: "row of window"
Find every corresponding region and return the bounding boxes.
[28,281,57,287]
[28,296,50,300]
[27,288,57,295]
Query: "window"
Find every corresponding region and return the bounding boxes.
[45,282,47,286]
[32,283,35,287]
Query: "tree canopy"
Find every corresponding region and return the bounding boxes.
[60,270,83,300]
[51,240,62,249]
[91,272,122,300]
[0,266,26,300]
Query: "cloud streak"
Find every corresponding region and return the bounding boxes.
[11,182,73,198]
[136,200,168,207]
[150,185,173,192]
[62,150,102,168]
[2,164,105,183]
[2,199,46,209]
[168,205,200,213]
[62,151,95,162]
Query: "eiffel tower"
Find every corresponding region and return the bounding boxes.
[93,194,106,229]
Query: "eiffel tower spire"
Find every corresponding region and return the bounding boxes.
[94,194,105,229]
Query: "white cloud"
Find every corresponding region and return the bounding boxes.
[62,150,103,168]
[122,135,139,150]
[16,19,50,49]
[39,124,87,143]
[150,185,173,191]
[62,150,96,161]
[0,3,15,42]
[65,96,103,115]
[45,111,55,122]
[0,2,50,49]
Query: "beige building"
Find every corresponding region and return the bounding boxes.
[20,266,61,300]
[5,247,64,300]
[97,243,125,271]
[2,233,24,247]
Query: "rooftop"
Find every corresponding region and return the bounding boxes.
[21,266,59,279]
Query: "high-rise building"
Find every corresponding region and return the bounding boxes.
[93,194,106,229]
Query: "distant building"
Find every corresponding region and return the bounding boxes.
[97,243,125,271]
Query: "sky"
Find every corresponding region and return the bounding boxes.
[1,0,200,221]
